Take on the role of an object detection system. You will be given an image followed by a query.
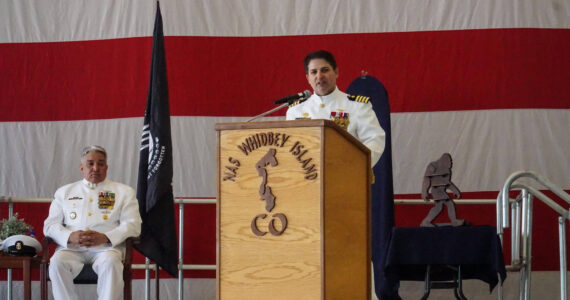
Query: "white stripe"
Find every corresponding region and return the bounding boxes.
[0,0,568,43]
[0,110,568,198]
[391,109,570,194]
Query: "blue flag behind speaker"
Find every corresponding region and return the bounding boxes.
[347,75,401,299]
[135,2,178,277]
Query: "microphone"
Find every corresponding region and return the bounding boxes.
[273,90,312,105]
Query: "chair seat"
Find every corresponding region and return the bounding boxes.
[72,264,98,284]
[45,262,108,284]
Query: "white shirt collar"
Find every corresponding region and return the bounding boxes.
[314,86,342,102]
[82,178,107,189]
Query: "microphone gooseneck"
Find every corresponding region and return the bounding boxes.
[273,90,311,105]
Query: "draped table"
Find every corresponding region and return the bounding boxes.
[385,226,507,299]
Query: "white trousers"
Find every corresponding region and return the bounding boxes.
[49,248,124,300]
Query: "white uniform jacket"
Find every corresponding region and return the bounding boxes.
[286,87,385,166]
[44,178,142,252]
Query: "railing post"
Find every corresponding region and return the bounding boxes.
[145,257,151,300]
[519,189,528,300]
[497,192,503,240]
[7,200,13,300]
[521,191,533,300]
[497,272,503,300]
[559,216,567,300]
[527,193,534,300]
[178,200,184,300]
[512,196,521,266]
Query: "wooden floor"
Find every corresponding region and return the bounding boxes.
[1,272,568,299]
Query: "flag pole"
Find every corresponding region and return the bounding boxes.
[135,0,179,283]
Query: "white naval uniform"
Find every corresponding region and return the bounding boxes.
[286,87,385,166]
[44,178,142,300]
[287,87,385,300]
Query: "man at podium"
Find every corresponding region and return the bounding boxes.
[286,50,388,299]
[285,49,385,166]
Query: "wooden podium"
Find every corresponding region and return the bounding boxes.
[216,119,371,300]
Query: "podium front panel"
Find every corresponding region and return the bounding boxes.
[216,120,371,300]
[219,126,323,299]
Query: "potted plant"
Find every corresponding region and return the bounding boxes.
[0,213,33,240]
[0,213,41,256]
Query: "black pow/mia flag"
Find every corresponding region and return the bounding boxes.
[135,1,178,277]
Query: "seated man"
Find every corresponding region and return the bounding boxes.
[44,145,142,300]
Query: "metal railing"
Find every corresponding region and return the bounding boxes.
[1,195,497,299]
[497,170,570,300]
[7,188,568,300]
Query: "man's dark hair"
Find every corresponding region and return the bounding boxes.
[304,50,337,74]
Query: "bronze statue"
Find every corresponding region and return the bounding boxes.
[420,153,465,227]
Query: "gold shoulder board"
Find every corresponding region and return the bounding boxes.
[288,98,308,107]
[347,94,370,103]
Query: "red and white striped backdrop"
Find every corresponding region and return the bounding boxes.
[1,0,569,277]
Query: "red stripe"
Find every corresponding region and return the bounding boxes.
[1,28,569,121]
